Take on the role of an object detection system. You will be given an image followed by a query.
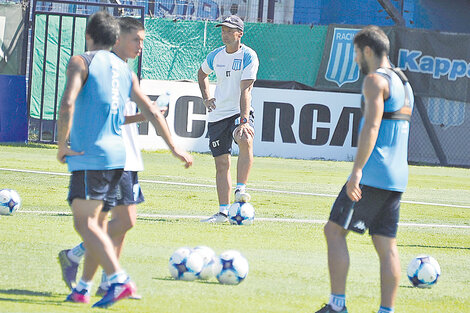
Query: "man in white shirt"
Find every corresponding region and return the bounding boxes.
[198,15,259,223]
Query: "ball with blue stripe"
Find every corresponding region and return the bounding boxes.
[168,247,204,281]
[407,255,441,288]
[0,189,21,215]
[228,202,255,225]
[214,250,249,285]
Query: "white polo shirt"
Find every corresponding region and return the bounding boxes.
[201,44,259,122]
[122,101,144,172]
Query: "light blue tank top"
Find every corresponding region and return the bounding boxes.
[360,68,414,192]
[67,50,132,171]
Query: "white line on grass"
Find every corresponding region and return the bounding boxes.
[1,167,470,209]
[17,210,470,229]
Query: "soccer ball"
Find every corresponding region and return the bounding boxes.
[193,246,218,280]
[0,189,21,215]
[214,250,249,285]
[407,255,441,288]
[228,202,255,225]
[168,247,204,281]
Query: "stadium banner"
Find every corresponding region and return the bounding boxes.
[139,80,361,161]
[315,24,470,103]
[0,3,25,75]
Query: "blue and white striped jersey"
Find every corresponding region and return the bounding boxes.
[201,44,259,122]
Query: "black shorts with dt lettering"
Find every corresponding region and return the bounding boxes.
[329,183,402,237]
[207,111,255,157]
[102,171,145,212]
[68,169,124,209]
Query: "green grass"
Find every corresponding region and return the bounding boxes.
[0,144,469,312]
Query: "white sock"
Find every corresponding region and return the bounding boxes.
[75,279,92,292]
[329,294,345,311]
[219,204,229,215]
[67,243,85,264]
[108,270,128,285]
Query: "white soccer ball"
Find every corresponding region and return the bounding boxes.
[214,250,249,285]
[168,247,204,281]
[407,255,441,288]
[193,246,218,280]
[0,189,21,215]
[228,202,255,225]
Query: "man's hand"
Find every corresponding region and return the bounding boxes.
[171,147,194,168]
[236,122,254,140]
[346,169,362,202]
[203,98,216,112]
[57,145,83,164]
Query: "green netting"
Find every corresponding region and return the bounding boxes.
[30,14,86,120]
[142,18,328,86]
[30,17,327,120]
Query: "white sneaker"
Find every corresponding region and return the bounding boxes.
[200,212,228,223]
[234,189,251,203]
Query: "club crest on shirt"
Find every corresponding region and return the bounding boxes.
[232,59,242,71]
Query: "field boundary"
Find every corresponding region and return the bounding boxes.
[1,167,469,209]
[16,210,470,229]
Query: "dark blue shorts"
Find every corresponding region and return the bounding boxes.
[329,183,402,237]
[207,111,255,157]
[102,171,145,212]
[68,169,123,209]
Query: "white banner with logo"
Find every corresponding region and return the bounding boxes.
[139,80,361,161]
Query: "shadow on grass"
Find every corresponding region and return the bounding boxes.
[0,142,56,149]
[398,244,470,250]
[152,277,220,285]
[0,289,53,297]
[0,289,69,306]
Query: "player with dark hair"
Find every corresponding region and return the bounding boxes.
[57,13,192,308]
[315,25,414,313]
[198,15,259,223]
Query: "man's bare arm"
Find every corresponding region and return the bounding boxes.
[130,73,193,168]
[56,55,87,163]
[235,79,255,139]
[198,67,216,112]
[346,73,386,201]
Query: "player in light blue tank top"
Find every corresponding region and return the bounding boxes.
[315,26,414,313]
[360,67,414,192]
[67,50,132,171]
[56,11,136,308]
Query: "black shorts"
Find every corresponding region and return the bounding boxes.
[102,171,145,212]
[329,183,402,237]
[207,111,255,157]
[68,169,123,209]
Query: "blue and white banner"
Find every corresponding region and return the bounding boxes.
[139,80,361,161]
[325,28,360,87]
[316,24,470,103]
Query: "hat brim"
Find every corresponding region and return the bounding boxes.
[215,22,243,31]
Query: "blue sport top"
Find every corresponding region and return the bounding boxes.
[67,50,133,172]
[360,68,414,192]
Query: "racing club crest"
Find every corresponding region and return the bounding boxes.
[325,28,361,87]
[232,59,242,71]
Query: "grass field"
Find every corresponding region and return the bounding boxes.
[0,143,469,313]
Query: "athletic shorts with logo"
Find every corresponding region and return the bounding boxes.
[207,111,255,157]
[67,169,123,209]
[329,183,402,237]
[102,171,145,212]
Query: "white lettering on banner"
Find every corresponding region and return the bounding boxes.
[139,80,362,161]
[0,16,6,60]
[398,49,470,81]
[110,60,120,114]
[335,32,355,41]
